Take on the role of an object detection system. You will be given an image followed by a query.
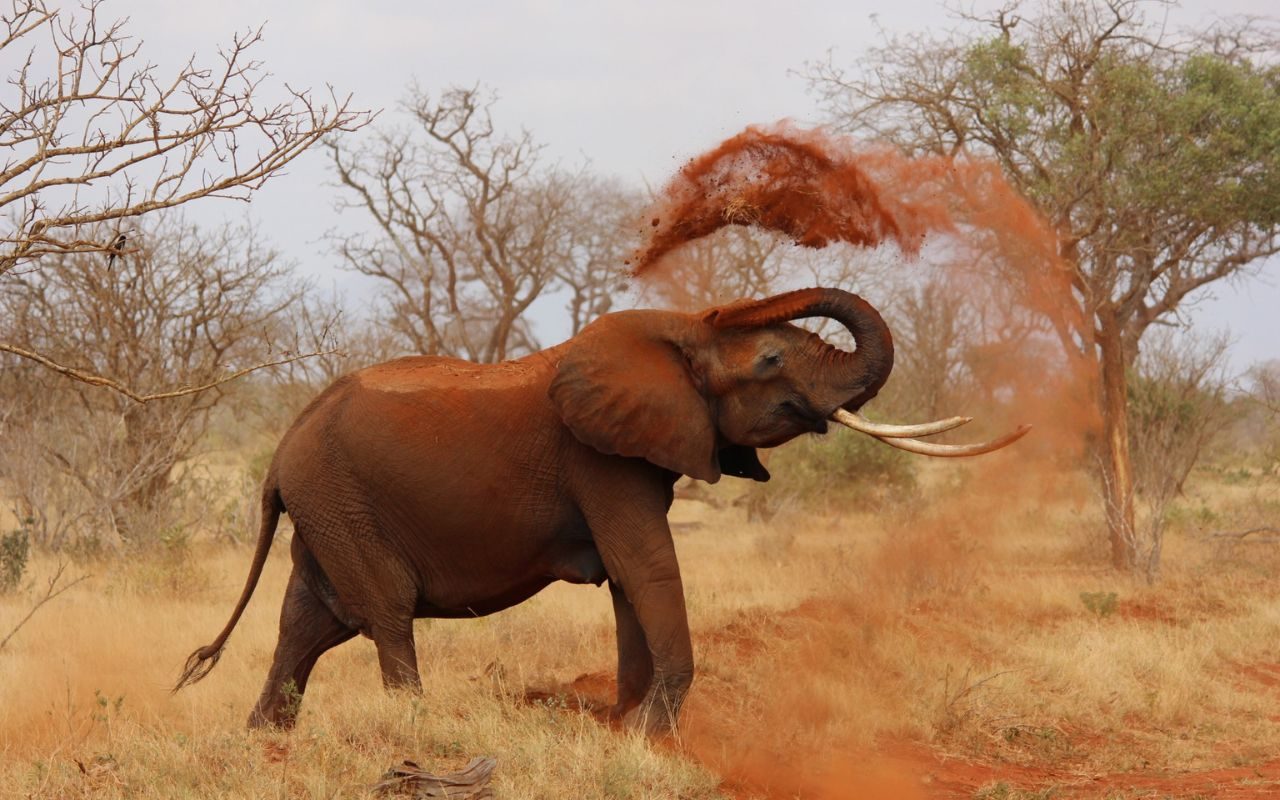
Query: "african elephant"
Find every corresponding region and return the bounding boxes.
[176,287,1023,734]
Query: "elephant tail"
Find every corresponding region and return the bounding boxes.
[174,479,283,692]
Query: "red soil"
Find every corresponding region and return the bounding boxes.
[887,740,1280,799]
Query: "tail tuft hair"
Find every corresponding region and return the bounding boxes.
[173,480,282,695]
[173,645,223,692]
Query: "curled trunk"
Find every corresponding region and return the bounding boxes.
[710,287,894,411]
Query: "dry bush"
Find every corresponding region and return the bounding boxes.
[1119,330,1234,580]
[1245,359,1280,470]
[878,278,980,423]
[0,215,324,550]
[744,430,919,523]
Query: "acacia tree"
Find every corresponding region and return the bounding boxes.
[808,0,1280,571]
[0,0,368,398]
[330,85,624,362]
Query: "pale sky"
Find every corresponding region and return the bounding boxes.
[108,0,1280,372]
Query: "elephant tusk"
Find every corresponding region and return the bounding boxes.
[831,408,973,438]
[831,412,1033,458]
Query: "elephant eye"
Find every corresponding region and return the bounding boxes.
[755,352,782,375]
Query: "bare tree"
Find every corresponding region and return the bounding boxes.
[330,85,594,362]
[0,215,322,547]
[558,176,638,335]
[1250,360,1280,416]
[635,225,787,311]
[0,0,369,396]
[808,0,1280,571]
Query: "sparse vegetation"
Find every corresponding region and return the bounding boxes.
[808,0,1280,573]
[1079,591,1118,619]
[756,426,919,516]
[0,526,31,593]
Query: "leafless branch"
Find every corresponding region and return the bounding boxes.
[0,341,336,403]
[1211,527,1280,540]
[0,0,371,277]
[0,562,90,654]
[0,215,333,545]
[329,85,625,362]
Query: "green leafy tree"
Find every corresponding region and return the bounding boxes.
[808,0,1280,571]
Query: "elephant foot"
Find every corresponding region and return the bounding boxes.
[622,703,677,737]
[247,680,305,730]
[247,707,298,730]
[620,674,691,736]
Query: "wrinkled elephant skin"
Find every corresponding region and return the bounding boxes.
[177,288,894,735]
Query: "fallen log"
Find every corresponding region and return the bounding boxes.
[373,756,496,798]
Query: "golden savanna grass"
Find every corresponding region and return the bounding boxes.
[2,452,1280,799]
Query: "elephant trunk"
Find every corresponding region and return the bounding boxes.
[710,287,894,412]
[708,287,1030,458]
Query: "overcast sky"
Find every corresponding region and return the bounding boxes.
[111,0,1279,372]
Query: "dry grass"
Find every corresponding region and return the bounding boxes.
[2,460,1280,798]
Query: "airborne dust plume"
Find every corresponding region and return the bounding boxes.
[628,123,1098,799]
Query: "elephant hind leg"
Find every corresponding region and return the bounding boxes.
[249,567,356,729]
[372,615,422,693]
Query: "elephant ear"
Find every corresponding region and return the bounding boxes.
[549,312,720,483]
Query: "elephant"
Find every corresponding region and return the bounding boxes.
[175,287,1025,734]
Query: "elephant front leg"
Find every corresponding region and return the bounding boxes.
[596,531,694,735]
[581,464,695,736]
[619,568,694,736]
[609,580,654,720]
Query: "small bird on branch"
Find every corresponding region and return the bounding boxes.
[106,231,129,270]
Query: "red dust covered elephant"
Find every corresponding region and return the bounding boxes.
[176,288,1023,734]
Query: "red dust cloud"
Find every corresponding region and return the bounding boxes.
[631,122,1095,456]
[628,125,930,274]
[630,124,1104,797]
[629,122,1075,328]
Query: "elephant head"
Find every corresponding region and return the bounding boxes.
[550,287,1027,483]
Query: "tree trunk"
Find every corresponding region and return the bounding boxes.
[1097,319,1137,571]
[119,406,176,535]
